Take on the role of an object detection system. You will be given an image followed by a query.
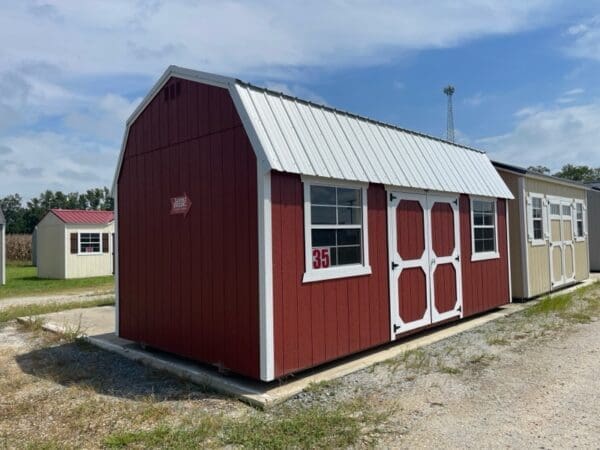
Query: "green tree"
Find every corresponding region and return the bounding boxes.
[554,164,600,182]
[527,165,551,175]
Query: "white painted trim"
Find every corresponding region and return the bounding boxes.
[76,231,104,255]
[574,199,586,242]
[258,167,274,381]
[469,196,500,262]
[428,193,463,323]
[518,177,530,298]
[505,202,512,303]
[527,192,546,246]
[114,186,120,337]
[387,191,432,338]
[301,179,370,283]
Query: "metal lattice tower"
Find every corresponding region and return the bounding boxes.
[443,85,455,142]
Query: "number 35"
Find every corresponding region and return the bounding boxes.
[312,248,330,269]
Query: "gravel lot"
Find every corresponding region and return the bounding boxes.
[0,282,599,448]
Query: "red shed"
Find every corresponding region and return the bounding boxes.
[113,66,514,382]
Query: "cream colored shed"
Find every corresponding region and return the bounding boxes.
[0,209,5,285]
[36,209,114,279]
[494,162,590,299]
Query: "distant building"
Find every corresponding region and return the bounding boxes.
[36,209,114,279]
[586,182,600,272]
[495,162,590,299]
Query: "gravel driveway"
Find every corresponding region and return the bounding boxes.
[289,284,600,448]
[386,318,600,448]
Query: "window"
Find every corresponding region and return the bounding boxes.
[532,197,544,240]
[303,179,371,282]
[79,233,101,254]
[550,203,560,216]
[470,198,499,261]
[576,202,585,239]
[562,204,571,217]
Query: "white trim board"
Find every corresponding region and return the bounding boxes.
[257,167,274,381]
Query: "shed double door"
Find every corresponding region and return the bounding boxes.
[548,198,576,288]
[387,191,463,338]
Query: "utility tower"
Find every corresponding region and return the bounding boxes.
[443,85,455,142]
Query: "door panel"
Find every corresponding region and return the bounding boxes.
[388,191,462,339]
[548,198,576,288]
[397,200,425,260]
[428,195,462,323]
[433,264,457,314]
[398,268,428,323]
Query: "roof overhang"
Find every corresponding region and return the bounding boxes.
[493,161,589,191]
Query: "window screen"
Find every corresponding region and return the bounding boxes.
[532,197,544,240]
[79,233,101,253]
[472,199,496,253]
[310,185,363,269]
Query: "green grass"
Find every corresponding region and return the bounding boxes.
[0,264,114,299]
[104,402,380,449]
[0,298,115,323]
[525,293,573,316]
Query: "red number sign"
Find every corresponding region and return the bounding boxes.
[170,193,192,217]
[312,247,331,269]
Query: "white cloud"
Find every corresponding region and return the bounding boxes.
[0,131,117,198]
[0,1,566,77]
[564,15,600,61]
[0,0,575,198]
[480,102,600,170]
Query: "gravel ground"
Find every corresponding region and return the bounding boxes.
[1,283,599,448]
[0,289,114,310]
[0,322,248,448]
[287,285,600,448]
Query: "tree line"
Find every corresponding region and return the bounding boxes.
[0,188,113,234]
[527,164,600,182]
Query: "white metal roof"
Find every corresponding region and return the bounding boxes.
[114,66,513,199]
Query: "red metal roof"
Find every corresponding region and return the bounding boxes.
[51,209,114,225]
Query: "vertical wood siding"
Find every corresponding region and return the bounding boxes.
[459,195,510,316]
[118,78,260,378]
[271,172,389,377]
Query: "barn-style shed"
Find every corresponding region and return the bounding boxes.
[586,183,600,272]
[114,66,513,382]
[0,209,5,285]
[494,162,590,299]
[36,209,115,279]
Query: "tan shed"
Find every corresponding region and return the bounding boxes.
[494,162,590,299]
[36,209,114,279]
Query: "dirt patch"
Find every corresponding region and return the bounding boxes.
[1,283,599,447]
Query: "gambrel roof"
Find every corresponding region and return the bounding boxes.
[114,66,513,199]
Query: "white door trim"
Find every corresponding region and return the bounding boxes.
[388,191,431,338]
[428,193,463,323]
[387,191,463,340]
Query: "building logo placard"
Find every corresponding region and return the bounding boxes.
[170,193,192,217]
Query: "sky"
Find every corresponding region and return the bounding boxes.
[1,0,600,199]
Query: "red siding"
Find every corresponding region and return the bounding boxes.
[271,173,390,377]
[459,195,510,316]
[118,78,260,378]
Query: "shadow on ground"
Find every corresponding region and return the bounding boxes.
[15,340,226,402]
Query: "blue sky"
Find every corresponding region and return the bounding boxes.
[1,1,600,199]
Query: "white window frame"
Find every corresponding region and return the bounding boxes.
[78,231,103,255]
[574,200,587,242]
[470,196,500,262]
[302,176,371,283]
[527,193,547,246]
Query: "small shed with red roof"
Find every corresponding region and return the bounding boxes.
[36,209,115,279]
